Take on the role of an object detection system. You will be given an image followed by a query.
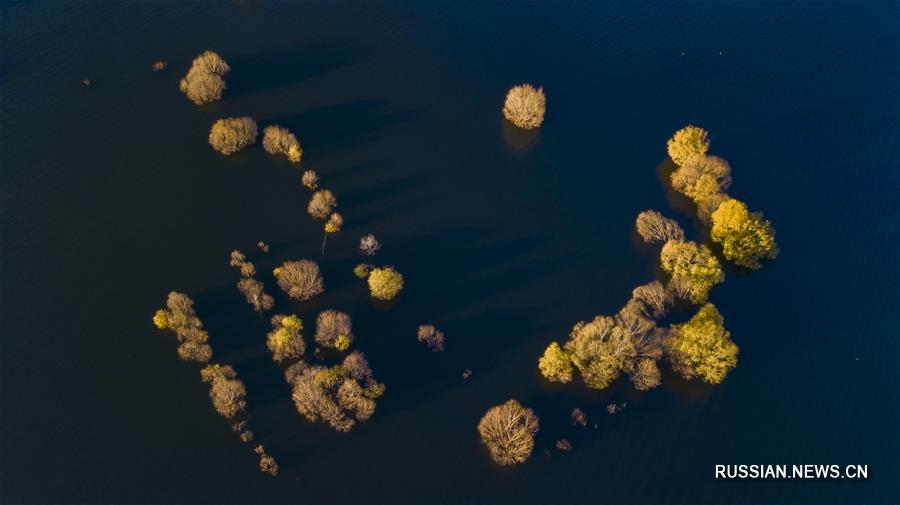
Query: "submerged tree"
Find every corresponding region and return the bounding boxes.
[635,210,685,244]
[262,125,303,162]
[710,198,779,269]
[230,250,273,312]
[152,291,213,363]
[417,325,446,352]
[477,399,540,466]
[631,281,672,320]
[301,170,319,190]
[209,117,258,155]
[322,212,343,255]
[503,84,546,130]
[630,358,662,391]
[563,315,634,390]
[307,190,337,220]
[179,50,229,105]
[353,263,371,279]
[315,310,354,350]
[660,240,724,304]
[274,260,324,301]
[267,314,306,363]
[358,234,381,256]
[666,125,709,166]
[257,448,279,477]
[670,154,732,202]
[666,303,738,384]
[200,364,247,418]
[367,267,404,300]
[538,342,573,383]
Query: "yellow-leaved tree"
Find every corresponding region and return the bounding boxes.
[666,303,738,384]
[666,125,710,166]
[711,199,779,269]
[660,240,724,303]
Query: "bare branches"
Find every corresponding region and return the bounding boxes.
[477,400,540,465]
[635,210,685,244]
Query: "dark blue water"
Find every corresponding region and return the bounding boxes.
[1,2,897,504]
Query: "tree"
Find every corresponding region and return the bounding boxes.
[358,234,381,256]
[230,250,273,312]
[660,240,724,303]
[367,267,404,300]
[322,212,343,254]
[477,400,540,465]
[630,358,661,391]
[302,170,319,190]
[564,315,634,390]
[262,125,303,162]
[153,292,213,363]
[635,210,684,244]
[711,198,778,269]
[209,117,258,155]
[266,314,306,363]
[258,452,278,477]
[538,342,573,383]
[307,190,337,220]
[666,303,738,384]
[275,260,324,301]
[200,364,247,418]
[670,154,732,201]
[631,281,672,320]
[417,324,446,352]
[353,263,371,279]
[315,310,353,349]
[666,125,709,166]
[503,84,546,130]
[179,51,230,105]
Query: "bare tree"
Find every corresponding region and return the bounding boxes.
[200,364,247,418]
[307,190,337,220]
[237,278,274,313]
[503,84,546,130]
[635,210,685,244]
[208,117,258,155]
[477,399,540,465]
[275,260,324,301]
[153,292,213,363]
[262,125,302,162]
[179,51,229,105]
[417,325,445,352]
[631,281,672,320]
[302,170,319,190]
[358,234,381,256]
[314,310,353,349]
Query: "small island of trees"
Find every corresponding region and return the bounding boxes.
[209,117,258,155]
[179,50,230,105]
[315,310,354,351]
[262,125,303,163]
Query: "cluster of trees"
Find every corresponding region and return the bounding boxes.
[477,399,540,465]
[351,236,403,300]
[286,352,386,432]
[230,250,274,312]
[262,125,303,163]
[209,117,258,155]
[152,292,277,476]
[315,310,354,351]
[266,314,306,363]
[417,325,445,352]
[179,50,229,105]
[503,84,546,130]
[153,291,213,362]
[666,126,778,268]
[274,260,324,301]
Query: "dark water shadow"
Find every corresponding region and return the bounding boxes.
[266,99,421,159]
[501,116,540,153]
[227,42,365,98]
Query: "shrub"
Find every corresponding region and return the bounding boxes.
[153,292,213,363]
[262,125,303,162]
[666,125,709,166]
[179,51,230,105]
[200,364,247,418]
[307,190,337,220]
[353,263,371,279]
[635,210,685,244]
[538,342,573,383]
[258,453,279,477]
[660,240,724,304]
[209,117,258,155]
[477,399,540,465]
[367,267,404,300]
[275,260,324,301]
[266,314,306,363]
[503,84,546,130]
[711,198,779,269]
[417,325,446,352]
[666,303,738,384]
[315,310,353,349]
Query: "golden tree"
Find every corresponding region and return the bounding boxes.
[666,303,738,384]
[307,190,337,220]
[538,342,573,383]
[200,364,247,418]
[503,84,546,129]
[711,199,779,269]
[266,314,306,363]
[660,240,724,303]
[179,51,230,105]
[209,117,258,155]
[367,267,404,300]
[666,125,709,166]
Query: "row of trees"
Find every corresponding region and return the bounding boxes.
[666,125,779,269]
[152,292,278,475]
[230,250,274,312]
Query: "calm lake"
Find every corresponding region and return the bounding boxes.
[1,2,897,504]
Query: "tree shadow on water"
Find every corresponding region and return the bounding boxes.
[227,42,365,98]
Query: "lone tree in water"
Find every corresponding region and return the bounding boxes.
[710,198,779,269]
[307,190,337,220]
[358,234,381,256]
[322,212,343,255]
[665,303,738,384]
[266,314,306,363]
[209,117,258,155]
[635,210,684,244]
[503,84,546,130]
[274,260,324,301]
[666,125,709,166]
[367,267,404,300]
[152,291,213,363]
[262,125,303,163]
[538,341,573,383]
[477,399,540,466]
[302,170,319,190]
[200,364,247,418]
[660,240,724,304]
[179,50,230,105]
[417,325,446,352]
[315,310,354,351]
